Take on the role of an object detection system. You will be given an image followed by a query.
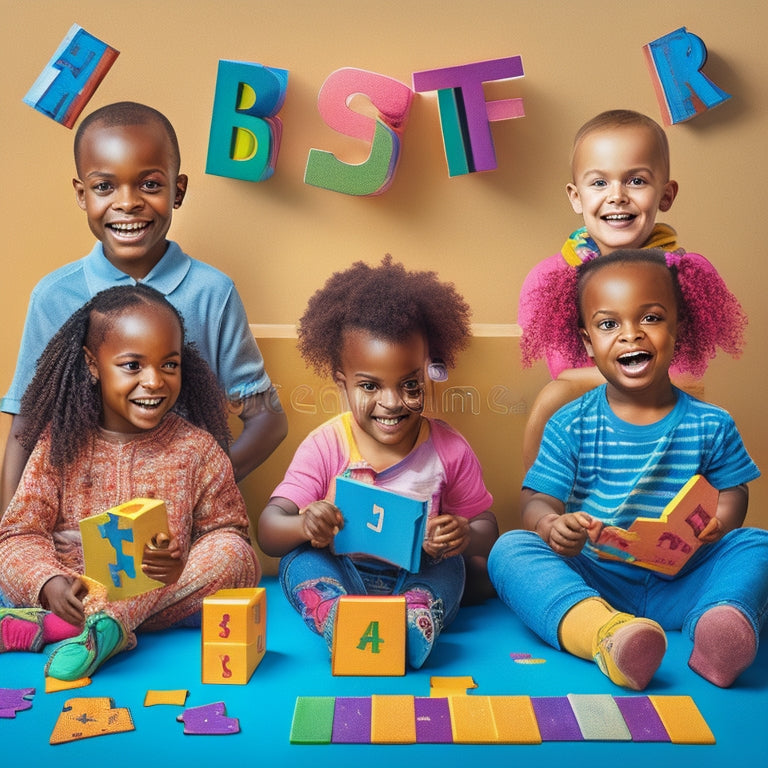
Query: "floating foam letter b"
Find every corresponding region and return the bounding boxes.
[413,57,525,176]
[206,60,289,182]
[643,27,731,125]
[304,68,413,196]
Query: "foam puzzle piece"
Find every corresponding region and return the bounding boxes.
[613,696,670,742]
[590,475,718,575]
[290,697,336,744]
[448,694,498,743]
[79,498,168,599]
[370,695,416,743]
[530,697,584,741]
[567,694,632,741]
[412,56,525,175]
[49,697,134,744]
[203,587,266,647]
[490,696,542,744]
[23,24,119,128]
[429,675,478,697]
[643,27,731,125]
[144,689,189,707]
[648,695,716,744]
[331,595,406,676]
[332,476,428,572]
[45,675,91,694]
[414,696,453,743]
[206,60,289,182]
[331,697,371,743]
[304,68,413,196]
[0,687,34,718]
[176,702,240,735]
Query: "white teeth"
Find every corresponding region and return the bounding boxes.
[110,222,148,232]
[619,352,650,366]
[604,214,632,221]
[133,398,162,406]
[376,417,402,425]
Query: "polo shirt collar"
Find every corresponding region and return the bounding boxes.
[82,240,192,296]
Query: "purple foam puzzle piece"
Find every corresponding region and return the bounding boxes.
[414,697,453,743]
[614,696,670,742]
[0,687,35,718]
[332,697,371,743]
[530,697,583,741]
[176,702,240,735]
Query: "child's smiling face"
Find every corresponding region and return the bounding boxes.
[566,125,678,256]
[579,260,678,404]
[73,120,187,280]
[334,329,427,461]
[84,303,183,435]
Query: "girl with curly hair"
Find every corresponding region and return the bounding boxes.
[258,256,498,669]
[0,284,260,679]
[490,249,768,691]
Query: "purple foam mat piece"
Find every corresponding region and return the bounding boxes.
[531,696,583,741]
[614,696,671,742]
[414,697,453,743]
[332,697,372,743]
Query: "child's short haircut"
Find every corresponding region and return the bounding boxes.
[520,248,746,378]
[297,255,472,376]
[571,109,671,179]
[74,101,181,173]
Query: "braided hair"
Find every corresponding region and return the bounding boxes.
[19,284,230,468]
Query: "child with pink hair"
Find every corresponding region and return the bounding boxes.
[491,248,766,691]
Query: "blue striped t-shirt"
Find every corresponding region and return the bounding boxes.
[524,386,760,531]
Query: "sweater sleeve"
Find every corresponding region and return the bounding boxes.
[0,432,80,605]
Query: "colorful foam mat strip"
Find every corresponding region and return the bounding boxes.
[290,693,715,745]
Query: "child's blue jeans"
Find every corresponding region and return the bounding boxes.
[488,527,768,649]
[278,543,465,637]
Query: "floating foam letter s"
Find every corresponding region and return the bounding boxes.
[206,60,289,182]
[412,57,525,176]
[304,68,413,196]
[643,28,731,125]
[23,24,119,128]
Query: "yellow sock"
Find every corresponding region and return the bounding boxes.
[558,597,616,659]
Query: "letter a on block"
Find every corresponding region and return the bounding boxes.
[643,27,731,125]
[206,60,289,182]
[304,68,413,196]
[332,596,405,676]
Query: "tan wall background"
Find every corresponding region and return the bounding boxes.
[2,1,767,572]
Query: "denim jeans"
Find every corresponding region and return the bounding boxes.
[488,527,768,649]
[278,543,465,637]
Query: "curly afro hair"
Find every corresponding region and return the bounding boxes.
[19,284,231,469]
[520,248,747,378]
[297,255,472,376]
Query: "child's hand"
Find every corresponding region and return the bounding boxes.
[142,534,185,585]
[543,511,593,557]
[424,514,470,560]
[301,501,344,549]
[697,516,725,544]
[40,575,86,627]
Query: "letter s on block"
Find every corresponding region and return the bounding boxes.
[304,68,414,196]
[643,27,731,125]
[206,60,289,182]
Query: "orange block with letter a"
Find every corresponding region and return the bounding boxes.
[202,587,266,684]
[332,595,405,676]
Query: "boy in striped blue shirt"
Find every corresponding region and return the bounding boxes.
[489,248,768,690]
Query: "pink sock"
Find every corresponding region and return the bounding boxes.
[689,605,756,688]
[0,617,41,651]
[42,614,81,644]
